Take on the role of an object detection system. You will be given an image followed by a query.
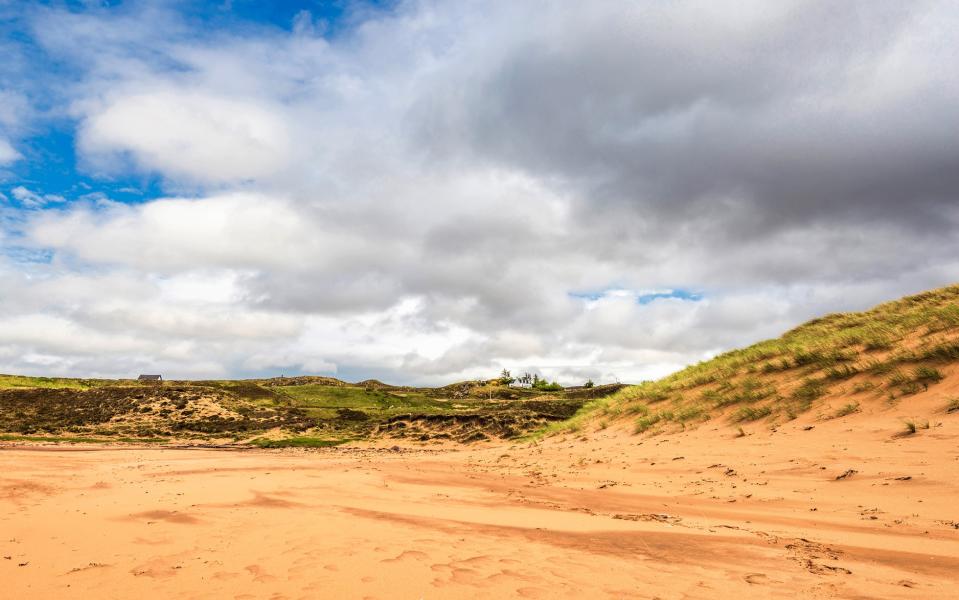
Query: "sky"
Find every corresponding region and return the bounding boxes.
[1,0,958,385]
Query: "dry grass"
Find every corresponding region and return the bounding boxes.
[832,402,860,418]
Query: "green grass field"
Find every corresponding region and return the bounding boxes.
[0,375,105,390]
[276,384,450,417]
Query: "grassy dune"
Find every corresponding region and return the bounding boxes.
[0,374,613,445]
[548,284,959,436]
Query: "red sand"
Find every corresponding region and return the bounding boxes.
[3,402,959,599]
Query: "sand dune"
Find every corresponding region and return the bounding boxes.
[3,396,958,599]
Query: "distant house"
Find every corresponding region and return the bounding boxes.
[509,372,534,389]
[137,374,163,381]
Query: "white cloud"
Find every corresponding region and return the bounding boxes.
[78,89,292,183]
[10,186,64,207]
[0,137,20,165]
[27,192,318,270]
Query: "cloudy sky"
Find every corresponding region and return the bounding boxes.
[1,1,957,385]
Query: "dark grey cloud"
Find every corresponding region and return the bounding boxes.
[413,1,959,239]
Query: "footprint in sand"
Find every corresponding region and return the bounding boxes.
[516,587,550,598]
[129,563,181,579]
[485,568,537,585]
[127,510,200,525]
[380,550,429,563]
[456,555,493,567]
[244,564,277,583]
[448,567,483,585]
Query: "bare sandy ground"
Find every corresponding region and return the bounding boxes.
[3,403,958,599]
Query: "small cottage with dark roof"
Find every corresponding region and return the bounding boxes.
[137,374,163,381]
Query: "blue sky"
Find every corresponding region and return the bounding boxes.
[569,288,703,305]
[1,1,387,206]
[1,1,957,384]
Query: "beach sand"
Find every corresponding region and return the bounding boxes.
[3,403,958,599]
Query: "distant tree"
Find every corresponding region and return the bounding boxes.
[584,379,594,388]
[499,369,514,385]
[533,379,563,392]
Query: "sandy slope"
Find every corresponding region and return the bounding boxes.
[3,401,958,599]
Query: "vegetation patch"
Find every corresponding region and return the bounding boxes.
[791,378,827,407]
[832,402,860,418]
[674,405,707,423]
[249,436,350,448]
[914,366,944,385]
[824,364,860,380]
[633,413,662,434]
[887,365,944,396]
[0,434,168,444]
[919,341,959,362]
[0,375,108,390]
[900,420,929,436]
[732,405,773,422]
